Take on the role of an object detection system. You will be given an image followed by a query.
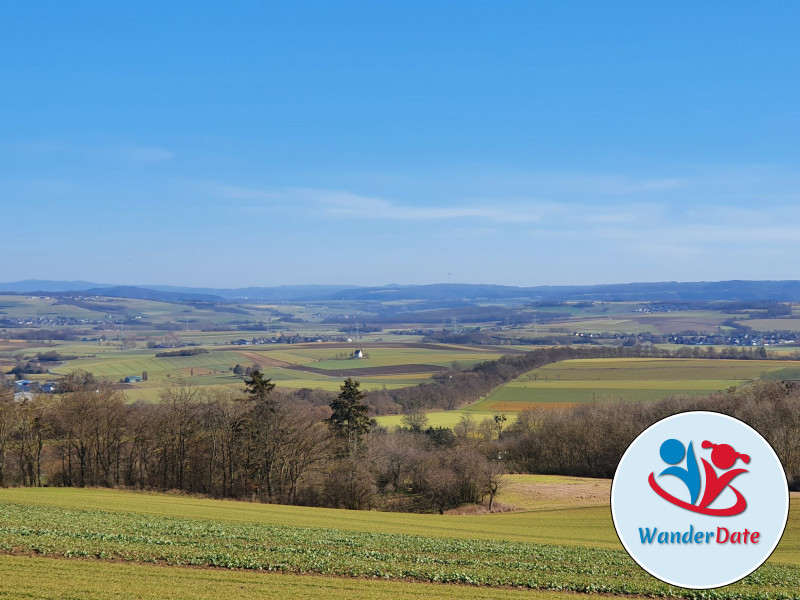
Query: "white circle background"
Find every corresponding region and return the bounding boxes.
[611,411,789,589]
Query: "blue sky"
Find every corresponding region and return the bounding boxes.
[3,2,800,288]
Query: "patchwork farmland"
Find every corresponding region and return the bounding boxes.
[47,342,506,402]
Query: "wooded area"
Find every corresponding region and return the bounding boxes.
[2,356,798,514]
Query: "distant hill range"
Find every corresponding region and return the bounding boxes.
[4,279,800,303]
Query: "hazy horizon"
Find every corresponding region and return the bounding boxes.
[3,277,800,294]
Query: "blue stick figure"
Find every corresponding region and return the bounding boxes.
[659,439,701,505]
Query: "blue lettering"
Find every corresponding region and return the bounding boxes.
[637,526,724,544]
[682,525,694,543]
[639,527,658,543]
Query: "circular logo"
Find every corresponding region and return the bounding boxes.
[611,411,789,589]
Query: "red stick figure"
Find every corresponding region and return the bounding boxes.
[698,441,750,509]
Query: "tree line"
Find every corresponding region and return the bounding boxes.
[0,371,503,513]
[499,379,800,490]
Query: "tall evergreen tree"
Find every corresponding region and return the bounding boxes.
[328,378,370,455]
[244,369,276,402]
[243,369,278,499]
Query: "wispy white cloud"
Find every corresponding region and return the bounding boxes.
[578,203,665,225]
[195,166,800,254]
[443,227,501,238]
[485,172,688,197]
[637,178,685,191]
[2,141,175,163]
[9,161,800,285]
[3,142,69,154]
[312,189,542,222]
[117,146,174,162]
[201,183,548,222]
[198,181,281,201]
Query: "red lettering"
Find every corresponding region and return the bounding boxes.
[716,527,729,543]
[715,527,760,544]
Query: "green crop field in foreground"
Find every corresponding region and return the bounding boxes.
[0,487,799,599]
[0,488,617,548]
[0,500,798,598]
[0,555,583,600]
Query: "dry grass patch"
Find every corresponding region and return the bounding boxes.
[496,475,610,511]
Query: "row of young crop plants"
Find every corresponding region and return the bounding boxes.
[0,503,798,599]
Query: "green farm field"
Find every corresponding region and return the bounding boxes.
[375,410,515,430]
[0,486,614,547]
[498,309,742,340]
[471,358,796,412]
[0,555,584,600]
[0,486,798,599]
[745,318,800,332]
[377,358,796,429]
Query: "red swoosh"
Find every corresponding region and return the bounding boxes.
[648,472,747,516]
